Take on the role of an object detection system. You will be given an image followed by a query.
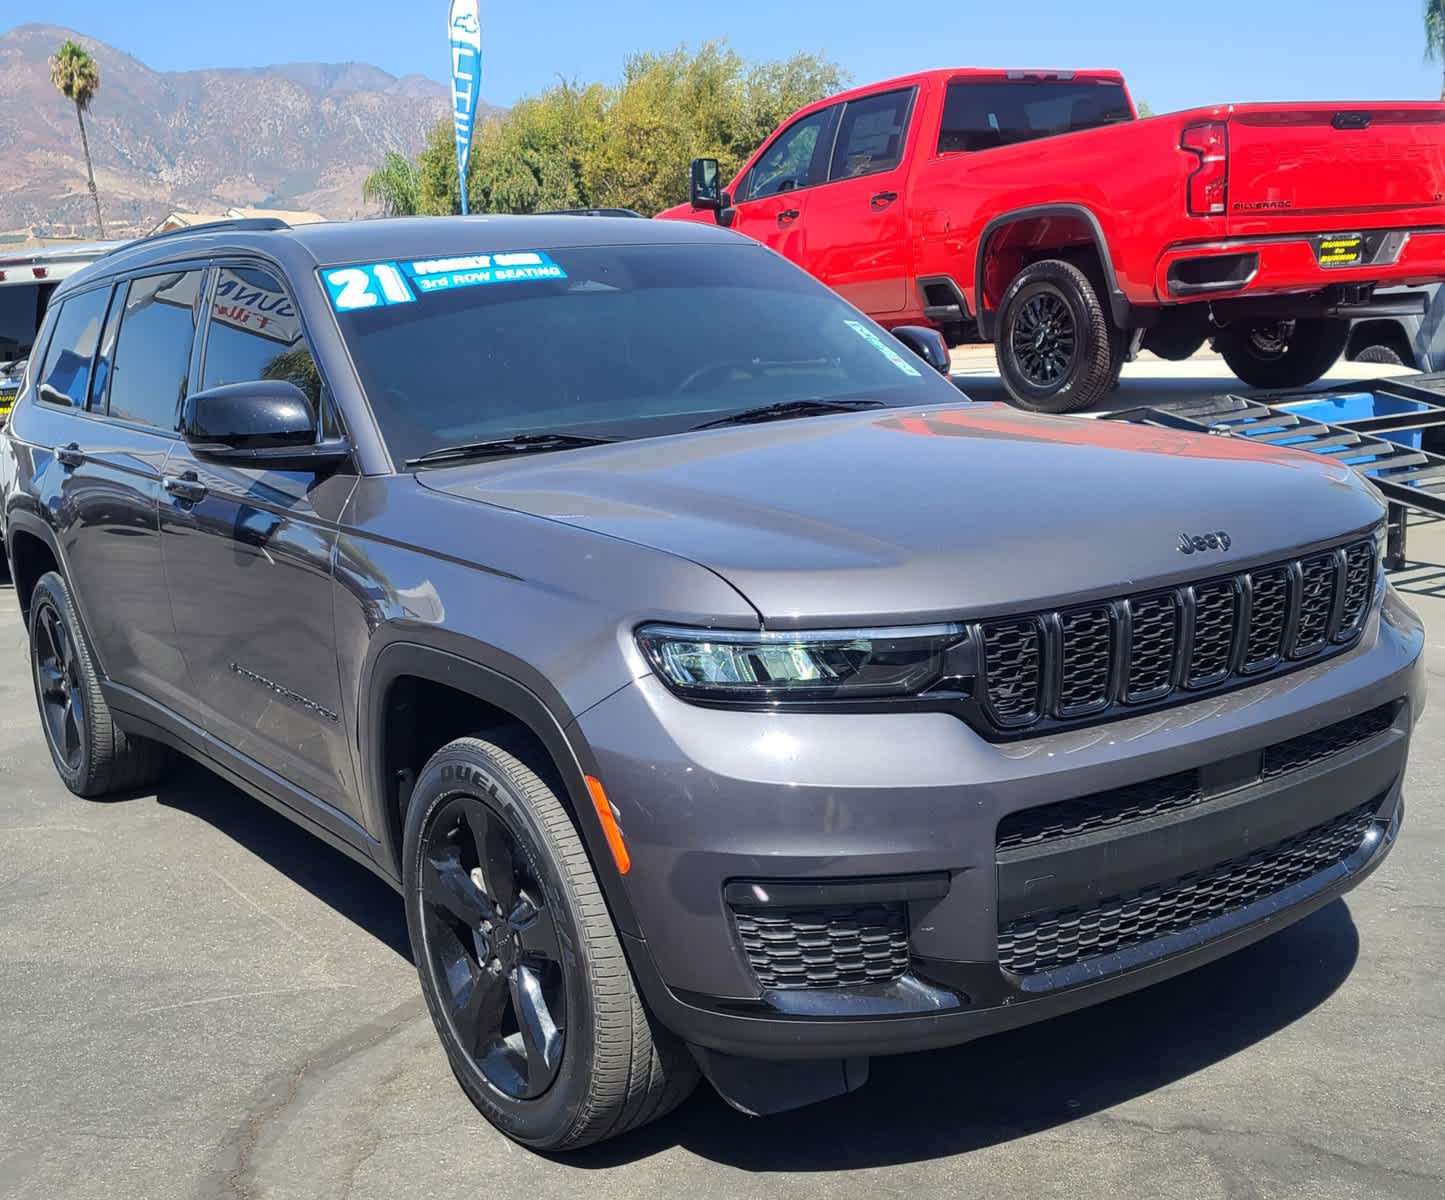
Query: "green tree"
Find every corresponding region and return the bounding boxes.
[362,151,420,216]
[1427,1,1445,99]
[1136,100,1155,118]
[407,41,846,218]
[49,40,105,237]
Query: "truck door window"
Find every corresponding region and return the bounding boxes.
[35,286,110,408]
[829,89,913,180]
[741,108,835,201]
[937,80,1133,153]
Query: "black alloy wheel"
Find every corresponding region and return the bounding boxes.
[32,596,85,773]
[418,791,567,1100]
[1010,289,1077,387]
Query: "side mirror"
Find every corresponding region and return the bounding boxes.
[182,380,350,471]
[891,326,952,375]
[690,158,723,211]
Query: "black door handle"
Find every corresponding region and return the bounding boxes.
[870,191,898,209]
[163,472,208,505]
[55,444,84,469]
[777,209,800,225]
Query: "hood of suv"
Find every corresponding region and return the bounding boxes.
[417,403,1383,626]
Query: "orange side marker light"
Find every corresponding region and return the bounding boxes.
[585,775,631,875]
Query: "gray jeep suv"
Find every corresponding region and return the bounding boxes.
[1,215,1424,1151]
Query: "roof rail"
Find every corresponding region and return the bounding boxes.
[142,217,290,244]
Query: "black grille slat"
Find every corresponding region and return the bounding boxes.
[1244,568,1289,670]
[1188,581,1238,686]
[981,619,1042,725]
[1262,703,1398,778]
[1058,608,1113,714]
[996,771,1203,851]
[1125,594,1179,701]
[997,803,1377,976]
[974,535,1377,734]
[1337,542,1376,637]
[1292,554,1337,656]
[733,904,910,990]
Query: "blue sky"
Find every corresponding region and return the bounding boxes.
[15,0,1444,112]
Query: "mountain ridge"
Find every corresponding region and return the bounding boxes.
[0,24,497,238]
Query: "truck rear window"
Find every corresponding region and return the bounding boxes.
[937,80,1133,153]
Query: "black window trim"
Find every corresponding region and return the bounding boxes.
[824,85,919,185]
[32,280,115,413]
[197,254,354,448]
[736,103,843,204]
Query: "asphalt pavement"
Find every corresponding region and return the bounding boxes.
[2,356,1443,1199]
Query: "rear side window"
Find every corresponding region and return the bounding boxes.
[937,80,1133,153]
[36,286,110,407]
[201,267,321,409]
[106,269,206,429]
[829,89,913,180]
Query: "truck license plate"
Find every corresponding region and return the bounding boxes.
[1317,234,1364,268]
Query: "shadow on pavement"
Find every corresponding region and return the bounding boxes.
[574,899,1359,1170]
[155,758,414,963]
[147,730,1359,1172]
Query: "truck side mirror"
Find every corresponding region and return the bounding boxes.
[690,158,723,211]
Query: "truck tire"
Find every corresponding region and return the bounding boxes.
[995,259,1120,414]
[1216,318,1350,390]
[1141,310,1210,361]
[1354,343,1409,368]
[403,733,698,1150]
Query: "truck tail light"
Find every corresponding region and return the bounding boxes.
[1182,121,1228,216]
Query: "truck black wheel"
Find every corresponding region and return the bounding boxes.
[1216,318,1350,390]
[1354,343,1408,368]
[403,734,698,1151]
[996,259,1120,414]
[28,571,167,798]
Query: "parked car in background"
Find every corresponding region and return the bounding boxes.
[660,69,1445,412]
[3,214,1423,1150]
[1346,284,1445,371]
[0,242,123,425]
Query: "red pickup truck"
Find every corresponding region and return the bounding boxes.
[658,69,1445,412]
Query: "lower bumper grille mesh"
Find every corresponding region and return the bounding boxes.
[732,903,909,990]
[997,802,1377,977]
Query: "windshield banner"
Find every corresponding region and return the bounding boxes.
[448,0,482,216]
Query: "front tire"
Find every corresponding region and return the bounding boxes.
[995,259,1121,414]
[28,571,168,798]
[403,734,697,1151]
[1216,317,1350,389]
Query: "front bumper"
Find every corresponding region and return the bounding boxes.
[575,587,1424,1060]
[1153,227,1445,302]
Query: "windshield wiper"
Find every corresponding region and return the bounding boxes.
[404,432,614,469]
[692,398,886,431]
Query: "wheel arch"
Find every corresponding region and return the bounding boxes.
[361,641,641,935]
[6,509,67,627]
[1346,318,1417,367]
[974,204,1130,338]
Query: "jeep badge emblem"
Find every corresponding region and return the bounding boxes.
[1178,531,1232,555]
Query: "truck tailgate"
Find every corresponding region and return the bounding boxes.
[1226,103,1445,228]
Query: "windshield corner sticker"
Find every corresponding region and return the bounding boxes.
[403,251,567,293]
[844,319,922,377]
[323,263,417,312]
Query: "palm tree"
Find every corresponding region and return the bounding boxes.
[362,152,420,217]
[1427,1,1445,100]
[49,40,105,237]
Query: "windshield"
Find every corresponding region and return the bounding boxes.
[327,242,959,466]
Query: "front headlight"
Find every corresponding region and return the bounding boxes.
[635,623,975,704]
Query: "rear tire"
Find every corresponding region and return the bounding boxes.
[28,571,168,798]
[1354,343,1408,368]
[1216,317,1350,389]
[403,734,697,1151]
[995,259,1120,414]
